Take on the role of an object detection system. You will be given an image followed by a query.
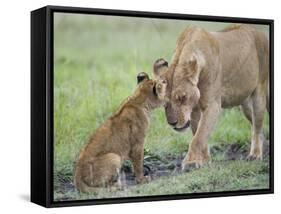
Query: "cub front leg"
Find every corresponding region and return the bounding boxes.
[182,101,221,171]
[130,144,150,184]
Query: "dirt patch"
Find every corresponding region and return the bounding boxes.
[211,141,269,161]
[121,153,184,186]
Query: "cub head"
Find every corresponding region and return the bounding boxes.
[136,72,167,109]
[153,55,202,132]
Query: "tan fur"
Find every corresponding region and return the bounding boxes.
[153,24,269,171]
[74,77,167,192]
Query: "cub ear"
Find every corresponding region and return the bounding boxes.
[137,72,149,84]
[153,80,167,100]
[153,58,168,78]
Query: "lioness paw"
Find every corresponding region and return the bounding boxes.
[136,175,151,184]
[181,161,202,172]
[246,154,263,161]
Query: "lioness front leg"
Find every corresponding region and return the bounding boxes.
[190,106,201,135]
[182,101,221,171]
[130,144,150,184]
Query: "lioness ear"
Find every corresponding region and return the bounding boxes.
[188,55,197,71]
[137,72,149,84]
[186,52,205,85]
[153,58,168,78]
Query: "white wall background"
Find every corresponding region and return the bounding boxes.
[0,0,279,212]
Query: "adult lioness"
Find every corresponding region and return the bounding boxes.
[153,24,269,171]
[74,72,167,192]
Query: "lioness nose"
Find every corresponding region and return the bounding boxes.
[168,121,178,126]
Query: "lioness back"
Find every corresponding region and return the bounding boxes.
[210,24,269,107]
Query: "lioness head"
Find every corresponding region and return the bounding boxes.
[153,55,202,132]
[136,72,167,109]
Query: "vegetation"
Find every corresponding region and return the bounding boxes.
[53,13,270,201]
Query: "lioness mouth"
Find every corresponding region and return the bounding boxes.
[173,120,190,132]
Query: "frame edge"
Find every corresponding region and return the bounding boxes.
[31,6,49,208]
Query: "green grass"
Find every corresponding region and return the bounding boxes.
[53,13,270,201]
[123,161,269,197]
[54,160,269,201]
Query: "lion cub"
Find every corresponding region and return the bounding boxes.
[74,72,167,192]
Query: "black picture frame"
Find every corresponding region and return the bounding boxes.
[31,5,274,208]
